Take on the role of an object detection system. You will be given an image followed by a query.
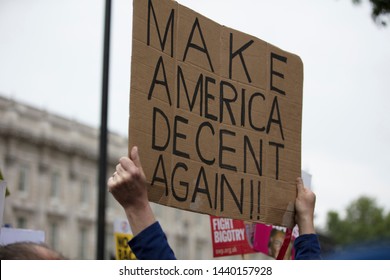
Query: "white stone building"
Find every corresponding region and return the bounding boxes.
[0,94,267,260]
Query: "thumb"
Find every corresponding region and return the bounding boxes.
[296,177,304,195]
[130,146,143,169]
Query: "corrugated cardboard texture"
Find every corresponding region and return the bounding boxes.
[129,0,303,228]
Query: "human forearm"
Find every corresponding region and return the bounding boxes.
[124,202,156,237]
[295,177,316,235]
[297,215,315,235]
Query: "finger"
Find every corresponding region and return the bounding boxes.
[130,146,143,170]
[296,177,304,194]
[110,171,119,184]
[107,176,115,190]
[119,156,135,172]
[116,163,126,175]
[115,163,122,173]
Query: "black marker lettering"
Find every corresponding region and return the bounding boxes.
[148,56,172,106]
[248,92,265,132]
[191,166,213,208]
[267,96,284,140]
[269,141,284,180]
[244,136,263,176]
[196,122,215,165]
[220,80,238,125]
[171,162,189,201]
[151,154,168,195]
[183,18,214,72]
[219,129,237,171]
[173,115,189,159]
[270,52,287,95]
[229,33,254,83]
[147,0,175,57]
[177,66,203,115]
[152,107,170,151]
[220,175,244,214]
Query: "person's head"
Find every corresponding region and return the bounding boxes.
[268,229,285,258]
[0,242,65,260]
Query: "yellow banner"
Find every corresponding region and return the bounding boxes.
[114,233,136,260]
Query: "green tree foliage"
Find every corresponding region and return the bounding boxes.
[325,196,390,245]
[351,0,390,26]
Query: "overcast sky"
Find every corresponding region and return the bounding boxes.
[1,0,389,229]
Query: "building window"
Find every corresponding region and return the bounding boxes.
[174,208,182,221]
[18,164,29,192]
[50,172,61,198]
[195,212,202,224]
[49,222,59,250]
[17,216,27,229]
[106,230,115,260]
[80,179,89,205]
[195,239,204,259]
[175,235,188,259]
[79,227,87,259]
[153,204,161,220]
[106,193,114,209]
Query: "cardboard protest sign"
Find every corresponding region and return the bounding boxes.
[113,219,136,260]
[210,216,257,258]
[129,0,303,227]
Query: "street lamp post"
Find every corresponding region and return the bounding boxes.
[97,0,112,260]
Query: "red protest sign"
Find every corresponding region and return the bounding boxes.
[210,216,298,259]
[210,216,256,257]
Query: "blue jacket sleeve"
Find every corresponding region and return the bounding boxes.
[128,222,176,260]
[294,234,322,260]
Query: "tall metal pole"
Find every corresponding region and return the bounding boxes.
[97,0,112,260]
